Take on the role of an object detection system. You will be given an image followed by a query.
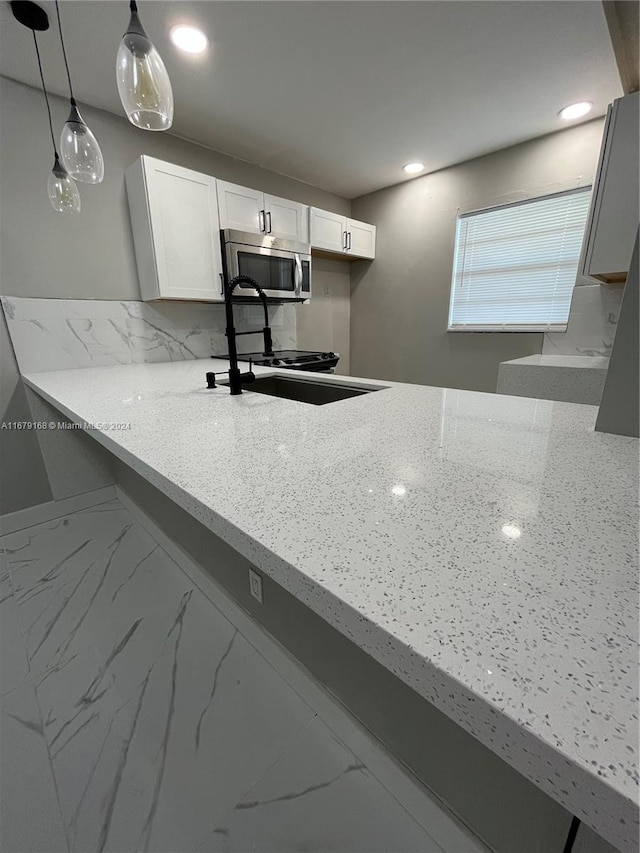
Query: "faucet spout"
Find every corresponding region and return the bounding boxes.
[224,275,273,395]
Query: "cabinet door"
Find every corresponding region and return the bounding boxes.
[347,218,376,259]
[217,180,264,233]
[581,92,639,283]
[128,157,224,302]
[264,194,308,242]
[310,207,347,253]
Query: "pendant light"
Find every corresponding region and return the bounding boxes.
[9,2,80,214]
[37,33,80,214]
[116,1,174,131]
[47,151,81,214]
[55,0,104,183]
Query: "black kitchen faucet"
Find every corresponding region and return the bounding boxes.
[206,275,274,395]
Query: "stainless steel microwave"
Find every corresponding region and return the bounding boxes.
[221,229,311,301]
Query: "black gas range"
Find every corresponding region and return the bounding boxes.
[237,349,339,373]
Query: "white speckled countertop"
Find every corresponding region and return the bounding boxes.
[22,360,639,852]
[497,356,611,405]
[501,355,611,369]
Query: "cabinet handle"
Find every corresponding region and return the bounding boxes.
[266,211,272,233]
[347,231,352,250]
[343,230,348,250]
[259,209,266,232]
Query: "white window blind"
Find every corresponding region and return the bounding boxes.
[448,187,592,332]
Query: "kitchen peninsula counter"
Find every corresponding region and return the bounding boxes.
[21,359,639,852]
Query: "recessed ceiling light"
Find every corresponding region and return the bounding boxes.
[558,101,593,121]
[170,25,208,54]
[403,162,425,174]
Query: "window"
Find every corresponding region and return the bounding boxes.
[447,187,592,332]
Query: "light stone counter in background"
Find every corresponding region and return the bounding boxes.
[497,282,624,405]
[497,355,609,404]
[19,359,639,853]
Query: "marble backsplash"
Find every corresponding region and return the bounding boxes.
[1,297,297,375]
[543,283,623,357]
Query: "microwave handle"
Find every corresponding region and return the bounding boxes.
[294,254,303,296]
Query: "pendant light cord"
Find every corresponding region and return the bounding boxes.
[31,29,58,156]
[54,0,75,104]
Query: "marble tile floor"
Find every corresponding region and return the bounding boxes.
[0,499,449,853]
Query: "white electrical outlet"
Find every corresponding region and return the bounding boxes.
[248,567,263,603]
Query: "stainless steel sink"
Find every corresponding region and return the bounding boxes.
[223,374,386,405]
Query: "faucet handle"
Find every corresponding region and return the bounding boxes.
[240,358,256,386]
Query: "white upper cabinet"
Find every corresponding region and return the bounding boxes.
[217,181,308,242]
[125,158,378,303]
[216,181,263,233]
[309,208,347,253]
[579,92,639,284]
[309,208,376,259]
[126,156,224,302]
[347,218,376,259]
[264,194,308,242]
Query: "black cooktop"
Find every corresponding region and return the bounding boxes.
[237,349,339,370]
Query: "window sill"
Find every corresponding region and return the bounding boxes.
[447,326,568,333]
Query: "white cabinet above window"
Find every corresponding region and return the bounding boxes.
[125,156,224,302]
[309,208,376,259]
[217,180,308,242]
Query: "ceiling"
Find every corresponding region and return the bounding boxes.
[0,1,622,198]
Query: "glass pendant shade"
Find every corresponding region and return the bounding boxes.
[60,102,104,183]
[48,155,81,214]
[116,9,173,131]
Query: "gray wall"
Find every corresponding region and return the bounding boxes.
[297,257,351,374]
[0,76,350,301]
[349,118,606,393]
[0,309,52,514]
[0,75,350,513]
